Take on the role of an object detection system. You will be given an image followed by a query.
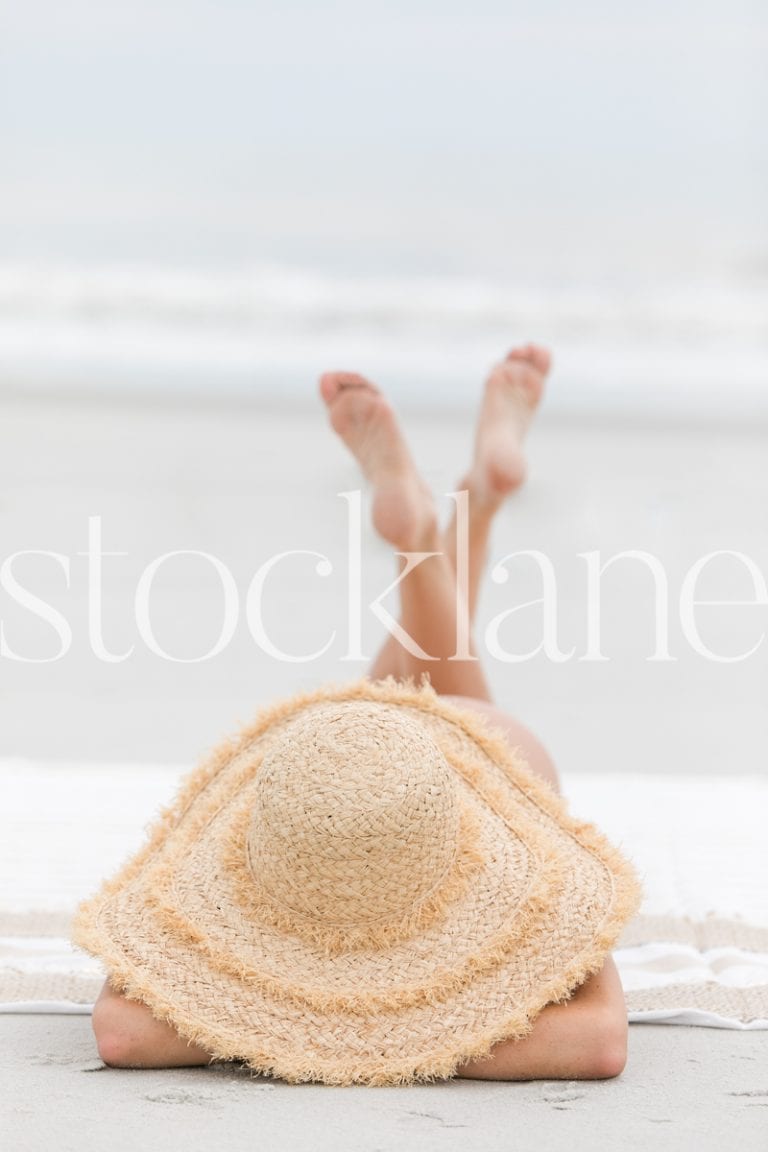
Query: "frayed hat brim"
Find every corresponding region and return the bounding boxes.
[71,677,642,1085]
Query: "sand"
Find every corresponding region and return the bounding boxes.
[1,393,766,770]
[1,391,766,1150]
[3,1016,767,1152]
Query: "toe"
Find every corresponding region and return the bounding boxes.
[506,344,551,376]
[319,371,377,406]
[319,373,340,404]
[506,344,532,362]
[527,344,552,375]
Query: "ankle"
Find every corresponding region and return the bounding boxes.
[459,469,505,518]
[410,506,441,553]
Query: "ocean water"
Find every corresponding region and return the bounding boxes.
[1,262,766,418]
[2,1,765,418]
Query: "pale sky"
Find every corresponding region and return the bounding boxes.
[1,0,766,277]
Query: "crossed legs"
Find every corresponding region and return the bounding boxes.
[319,344,559,790]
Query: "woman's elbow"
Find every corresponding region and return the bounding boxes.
[587,1011,628,1079]
[92,997,141,1068]
[95,1030,133,1068]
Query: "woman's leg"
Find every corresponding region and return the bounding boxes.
[319,351,558,791]
[319,345,550,699]
[442,344,550,622]
[319,371,491,700]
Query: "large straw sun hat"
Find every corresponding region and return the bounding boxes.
[72,677,642,1086]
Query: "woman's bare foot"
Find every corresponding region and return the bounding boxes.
[465,344,551,508]
[319,372,437,551]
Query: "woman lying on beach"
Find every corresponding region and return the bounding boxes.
[74,345,641,1085]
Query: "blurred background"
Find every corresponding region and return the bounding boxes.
[0,1,766,773]
[1,0,766,414]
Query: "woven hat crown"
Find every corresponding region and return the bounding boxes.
[246,702,461,929]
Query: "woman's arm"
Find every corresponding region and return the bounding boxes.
[92,978,213,1068]
[93,954,627,1079]
[454,954,628,1080]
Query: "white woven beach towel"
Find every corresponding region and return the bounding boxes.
[1,760,766,1029]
